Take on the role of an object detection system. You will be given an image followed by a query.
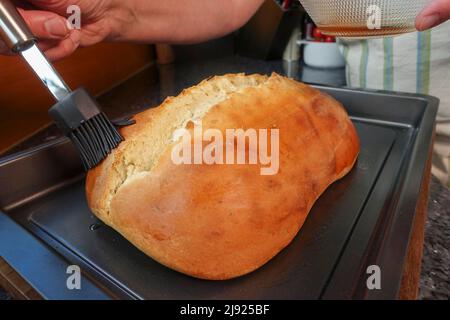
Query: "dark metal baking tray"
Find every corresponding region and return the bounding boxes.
[0,82,438,300]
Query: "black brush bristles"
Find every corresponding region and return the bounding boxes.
[69,112,123,170]
[48,88,123,171]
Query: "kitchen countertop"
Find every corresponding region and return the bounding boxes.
[419,176,450,299]
[0,56,448,299]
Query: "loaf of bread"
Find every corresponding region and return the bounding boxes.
[86,73,359,280]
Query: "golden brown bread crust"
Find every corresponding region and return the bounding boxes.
[86,73,360,280]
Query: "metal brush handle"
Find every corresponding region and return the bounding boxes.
[0,0,35,52]
[0,0,70,100]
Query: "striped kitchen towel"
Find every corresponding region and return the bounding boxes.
[339,21,450,187]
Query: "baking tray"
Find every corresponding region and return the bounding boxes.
[0,83,438,300]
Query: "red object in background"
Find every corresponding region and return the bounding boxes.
[311,26,336,43]
[312,28,323,39]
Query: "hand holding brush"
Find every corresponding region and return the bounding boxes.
[0,0,123,170]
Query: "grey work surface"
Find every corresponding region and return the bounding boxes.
[0,56,448,299]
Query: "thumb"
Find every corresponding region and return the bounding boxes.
[0,8,69,55]
[18,8,70,39]
[416,0,450,31]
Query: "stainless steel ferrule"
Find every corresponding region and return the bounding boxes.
[0,0,36,52]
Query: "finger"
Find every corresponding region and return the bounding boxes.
[36,39,59,52]
[0,40,9,54]
[416,0,450,31]
[42,29,81,61]
[0,40,14,55]
[26,0,70,16]
[1,7,69,56]
[18,8,70,39]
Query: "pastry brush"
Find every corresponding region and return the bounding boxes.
[0,0,123,170]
